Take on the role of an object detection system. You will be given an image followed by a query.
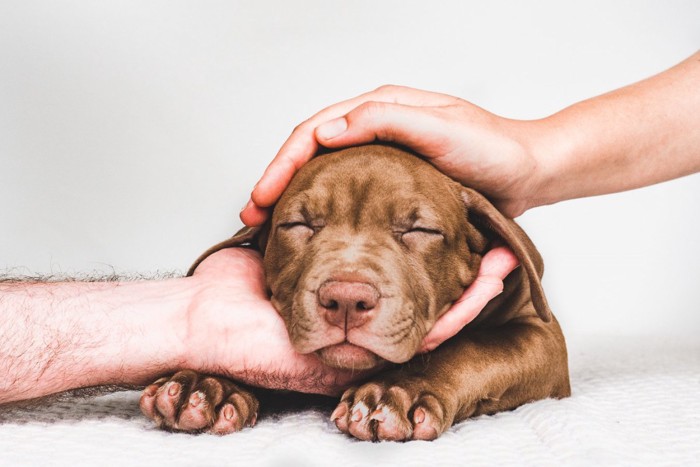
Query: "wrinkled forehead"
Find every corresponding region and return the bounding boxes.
[274,150,462,227]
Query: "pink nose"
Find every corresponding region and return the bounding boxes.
[318,281,379,331]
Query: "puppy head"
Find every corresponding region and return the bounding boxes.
[263,145,478,369]
[190,145,550,370]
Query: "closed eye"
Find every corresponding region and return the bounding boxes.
[396,226,445,248]
[277,221,322,237]
[278,221,311,229]
[405,227,443,236]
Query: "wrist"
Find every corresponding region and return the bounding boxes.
[516,114,576,212]
[177,272,267,377]
[99,277,195,386]
[50,277,196,390]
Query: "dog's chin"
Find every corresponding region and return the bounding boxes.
[316,343,383,370]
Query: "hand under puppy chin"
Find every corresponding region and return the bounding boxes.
[183,247,370,396]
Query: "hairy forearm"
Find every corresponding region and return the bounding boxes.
[529,51,700,208]
[0,277,193,404]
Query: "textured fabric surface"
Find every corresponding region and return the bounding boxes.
[1,334,698,467]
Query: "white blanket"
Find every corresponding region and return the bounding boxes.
[1,334,698,466]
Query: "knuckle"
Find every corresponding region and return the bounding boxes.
[291,120,311,134]
[356,101,387,119]
[374,83,400,94]
[375,84,410,103]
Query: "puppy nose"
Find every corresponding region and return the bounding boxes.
[318,281,379,330]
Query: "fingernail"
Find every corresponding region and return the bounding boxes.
[316,117,347,140]
[240,199,253,213]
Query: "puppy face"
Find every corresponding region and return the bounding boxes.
[263,146,483,369]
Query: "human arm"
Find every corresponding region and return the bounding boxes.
[0,249,363,405]
[0,275,185,404]
[529,51,700,209]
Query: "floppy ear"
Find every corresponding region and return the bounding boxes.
[187,224,270,276]
[460,187,552,322]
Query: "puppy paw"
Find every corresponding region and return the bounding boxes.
[331,380,450,441]
[139,370,258,435]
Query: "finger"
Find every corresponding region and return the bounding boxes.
[419,287,501,353]
[239,199,271,227]
[247,86,459,212]
[419,246,519,352]
[479,245,520,276]
[248,98,372,212]
[249,139,314,211]
[315,102,459,160]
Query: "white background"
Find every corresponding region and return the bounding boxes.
[1,1,698,338]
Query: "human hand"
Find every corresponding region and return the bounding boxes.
[241,85,543,225]
[418,245,520,353]
[183,248,371,396]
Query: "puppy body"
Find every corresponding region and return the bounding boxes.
[143,144,570,440]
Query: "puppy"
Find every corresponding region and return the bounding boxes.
[140,144,570,441]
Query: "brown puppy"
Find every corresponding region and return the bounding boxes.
[140,144,570,441]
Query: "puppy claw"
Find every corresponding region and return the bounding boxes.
[166,382,180,397]
[369,406,387,422]
[374,405,413,441]
[223,404,235,421]
[189,391,204,407]
[330,403,347,422]
[411,398,443,441]
[413,407,425,424]
[332,402,350,432]
[139,384,160,420]
[352,402,369,422]
[211,404,239,435]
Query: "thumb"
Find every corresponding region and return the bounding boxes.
[418,246,519,353]
[314,102,456,159]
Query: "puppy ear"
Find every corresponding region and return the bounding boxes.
[187,224,270,276]
[460,187,552,322]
